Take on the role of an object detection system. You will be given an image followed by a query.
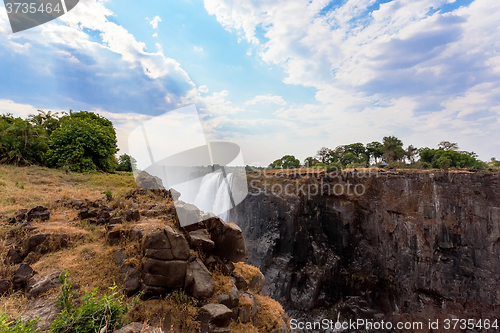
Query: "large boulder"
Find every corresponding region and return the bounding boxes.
[174,201,201,227]
[188,229,215,252]
[185,258,214,299]
[249,272,266,293]
[143,259,187,288]
[198,304,233,333]
[143,227,189,260]
[26,271,61,298]
[13,264,35,289]
[135,172,164,189]
[120,265,141,297]
[26,206,50,222]
[205,217,248,262]
[4,248,23,265]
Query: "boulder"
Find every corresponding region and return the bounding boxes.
[139,284,166,300]
[21,298,59,331]
[130,226,145,241]
[143,259,187,288]
[0,279,11,294]
[174,201,201,227]
[185,258,214,299]
[205,217,248,262]
[23,234,68,256]
[109,216,124,224]
[170,188,181,201]
[135,171,164,189]
[4,248,23,265]
[13,264,34,289]
[188,229,215,252]
[238,292,258,324]
[229,279,240,308]
[120,265,141,297]
[198,304,233,333]
[27,206,50,222]
[106,225,128,246]
[143,229,170,250]
[23,234,48,256]
[164,226,190,260]
[249,272,266,293]
[26,271,61,298]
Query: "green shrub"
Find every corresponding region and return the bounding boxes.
[50,272,129,333]
[116,154,137,172]
[326,163,343,172]
[0,312,40,333]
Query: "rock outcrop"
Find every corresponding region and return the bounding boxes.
[234,170,500,323]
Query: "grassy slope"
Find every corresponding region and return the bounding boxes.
[0,165,286,332]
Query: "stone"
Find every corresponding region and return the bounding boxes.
[23,234,48,256]
[4,248,23,265]
[145,249,174,260]
[188,229,215,252]
[229,279,240,308]
[109,216,124,224]
[143,259,187,288]
[79,208,89,219]
[0,279,11,294]
[120,265,141,297]
[131,209,141,221]
[124,210,133,222]
[135,171,164,189]
[170,188,181,201]
[130,226,145,241]
[107,225,127,246]
[174,201,201,227]
[232,273,248,291]
[21,298,59,331]
[249,272,266,293]
[26,271,61,298]
[205,217,248,262]
[185,258,214,299]
[13,263,34,289]
[143,229,170,250]
[164,226,190,260]
[26,206,50,222]
[88,210,99,218]
[238,292,258,324]
[139,284,167,300]
[198,304,233,333]
[220,261,235,276]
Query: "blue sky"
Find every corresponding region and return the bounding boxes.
[0,0,498,165]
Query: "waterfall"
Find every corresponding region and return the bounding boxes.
[193,172,234,222]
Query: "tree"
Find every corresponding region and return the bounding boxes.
[366,141,383,164]
[382,136,405,163]
[116,154,137,172]
[315,147,333,164]
[405,145,418,164]
[438,141,459,151]
[303,157,320,167]
[45,111,118,172]
[269,155,301,169]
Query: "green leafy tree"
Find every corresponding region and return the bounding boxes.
[438,141,459,151]
[315,147,334,164]
[366,141,383,164]
[382,136,405,163]
[269,155,301,169]
[405,145,418,164]
[116,154,137,172]
[303,157,320,167]
[45,111,118,172]
[419,147,479,169]
[344,142,368,165]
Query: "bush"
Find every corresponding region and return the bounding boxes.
[326,163,343,172]
[116,154,137,172]
[45,112,118,173]
[0,313,40,333]
[50,272,130,333]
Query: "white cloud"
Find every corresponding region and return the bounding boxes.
[194,46,204,52]
[152,33,158,37]
[0,99,40,118]
[246,50,252,56]
[204,0,500,160]
[198,85,209,93]
[148,15,162,29]
[245,94,287,106]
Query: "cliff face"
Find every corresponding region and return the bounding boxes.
[233,170,500,323]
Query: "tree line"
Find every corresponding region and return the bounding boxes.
[268,136,498,170]
[0,111,135,172]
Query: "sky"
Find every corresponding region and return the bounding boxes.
[0,0,499,166]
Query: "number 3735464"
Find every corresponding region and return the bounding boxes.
[5,2,62,14]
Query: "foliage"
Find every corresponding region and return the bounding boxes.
[366,141,383,164]
[116,154,137,172]
[0,114,49,165]
[50,272,129,333]
[315,147,334,164]
[45,111,118,173]
[268,155,301,169]
[326,163,343,172]
[0,313,40,333]
[419,148,479,169]
[438,141,459,151]
[382,136,405,163]
[303,157,320,167]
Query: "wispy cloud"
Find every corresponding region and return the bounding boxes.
[147,15,162,29]
[246,94,286,106]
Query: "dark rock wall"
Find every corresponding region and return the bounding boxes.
[233,171,500,321]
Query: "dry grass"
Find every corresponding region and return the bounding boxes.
[254,294,286,332]
[234,262,261,283]
[230,321,259,333]
[0,291,29,318]
[0,165,135,216]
